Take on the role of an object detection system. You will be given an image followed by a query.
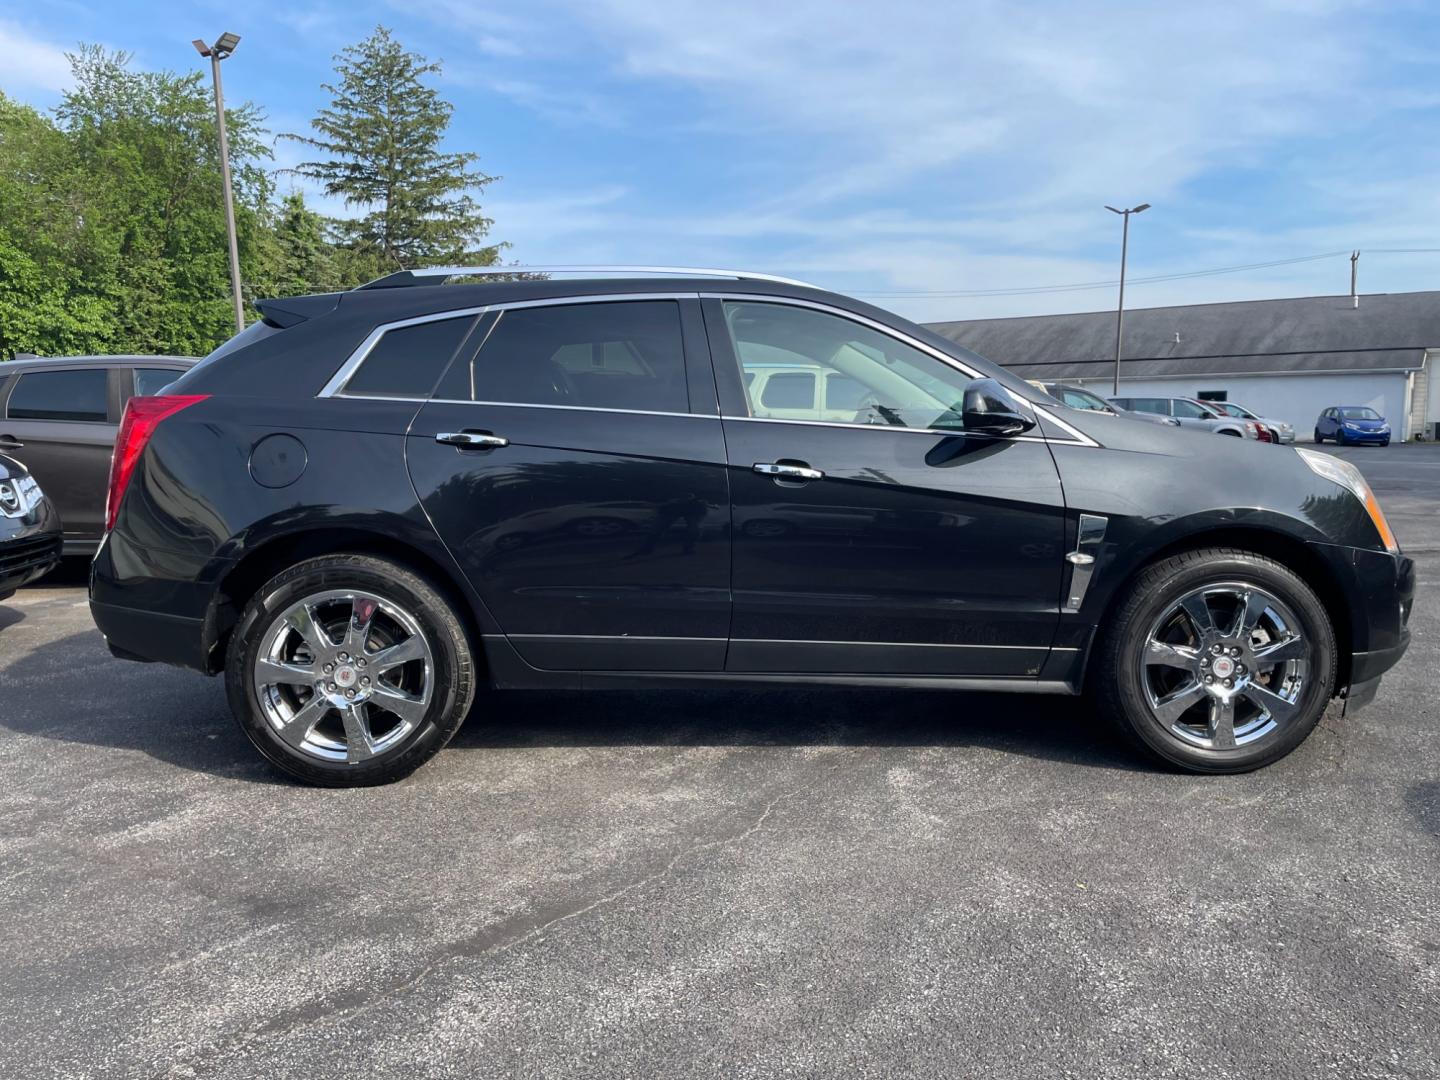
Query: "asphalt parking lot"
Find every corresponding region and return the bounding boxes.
[2,443,1437,1079]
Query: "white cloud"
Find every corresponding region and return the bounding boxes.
[418,0,1440,317]
[0,19,73,99]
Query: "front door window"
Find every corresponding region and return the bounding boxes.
[723,302,974,431]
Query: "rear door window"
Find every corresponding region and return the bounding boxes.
[445,301,689,413]
[6,369,109,422]
[1171,399,1213,419]
[1128,398,1168,415]
[134,368,184,397]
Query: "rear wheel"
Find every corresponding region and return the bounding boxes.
[225,554,475,786]
[1095,548,1336,773]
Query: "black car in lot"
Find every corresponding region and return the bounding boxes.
[0,453,61,602]
[90,268,1415,786]
[0,355,195,554]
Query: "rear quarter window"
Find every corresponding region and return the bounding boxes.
[344,316,477,398]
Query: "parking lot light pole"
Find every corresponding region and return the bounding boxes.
[193,33,245,334]
[1105,203,1150,396]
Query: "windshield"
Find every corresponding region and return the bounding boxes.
[1339,407,1382,420]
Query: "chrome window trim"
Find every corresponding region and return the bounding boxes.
[317,292,699,399]
[429,399,714,420]
[700,293,1099,448]
[317,288,1100,448]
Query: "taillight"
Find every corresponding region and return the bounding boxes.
[105,395,209,533]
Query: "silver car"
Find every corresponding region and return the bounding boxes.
[1205,400,1295,443]
[1109,396,1266,440]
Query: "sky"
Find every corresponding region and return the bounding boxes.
[3,0,1440,323]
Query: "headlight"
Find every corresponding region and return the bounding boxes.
[1296,448,1400,553]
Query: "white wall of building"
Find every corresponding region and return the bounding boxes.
[1059,371,1412,440]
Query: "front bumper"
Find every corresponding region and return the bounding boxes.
[1339,429,1390,443]
[1327,545,1414,713]
[0,498,62,599]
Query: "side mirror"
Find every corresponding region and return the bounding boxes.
[962,378,1037,437]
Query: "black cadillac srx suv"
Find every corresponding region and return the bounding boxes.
[90,267,1415,786]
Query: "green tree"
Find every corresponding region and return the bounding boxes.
[285,26,502,277]
[0,49,293,357]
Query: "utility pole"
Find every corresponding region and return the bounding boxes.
[193,33,245,333]
[1105,203,1150,396]
[1350,250,1360,309]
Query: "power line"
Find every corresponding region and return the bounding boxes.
[856,249,1355,299]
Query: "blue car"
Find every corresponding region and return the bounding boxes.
[1315,406,1391,446]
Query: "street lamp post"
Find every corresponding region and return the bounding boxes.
[193,32,245,334]
[1104,203,1150,396]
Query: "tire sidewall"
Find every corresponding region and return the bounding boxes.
[225,557,472,786]
[1108,553,1336,772]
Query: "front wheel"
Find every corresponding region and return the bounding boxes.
[1313,429,1324,443]
[1094,548,1336,773]
[225,554,476,786]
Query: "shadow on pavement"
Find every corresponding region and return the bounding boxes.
[0,625,1151,780]
[452,686,1148,772]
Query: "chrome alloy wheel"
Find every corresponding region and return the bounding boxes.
[1140,582,1311,751]
[252,589,434,763]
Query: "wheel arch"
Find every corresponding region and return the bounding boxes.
[204,526,485,677]
[1091,525,1354,691]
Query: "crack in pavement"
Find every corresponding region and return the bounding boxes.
[157,755,850,1079]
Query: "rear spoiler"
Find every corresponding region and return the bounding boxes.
[254,293,343,329]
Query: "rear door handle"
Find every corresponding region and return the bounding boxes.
[753,462,824,481]
[0,436,22,450]
[436,431,509,450]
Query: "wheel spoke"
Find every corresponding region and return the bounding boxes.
[1239,682,1300,725]
[1179,593,1215,636]
[369,634,426,673]
[286,601,334,653]
[1208,695,1237,749]
[346,596,378,655]
[277,694,329,750]
[369,684,428,725]
[1145,640,1197,670]
[255,657,318,687]
[1253,636,1307,664]
[1231,589,1270,639]
[340,702,377,763]
[1153,679,1206,724]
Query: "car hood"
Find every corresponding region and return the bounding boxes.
[1341,418,1388,430]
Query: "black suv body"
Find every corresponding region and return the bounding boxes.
[90,271,1414,785]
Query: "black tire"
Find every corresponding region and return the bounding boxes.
[1313,429,1323,444]
[1094,547,1336,773]
[225,553,476,786]
[1381,439,1390,447]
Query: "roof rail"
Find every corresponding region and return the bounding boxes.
[356,265,819,290]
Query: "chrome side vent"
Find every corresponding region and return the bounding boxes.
[1063,514,1108,612]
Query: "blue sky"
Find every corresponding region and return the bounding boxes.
[4,0,1440,322]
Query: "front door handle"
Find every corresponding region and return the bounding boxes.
[436,431,509,450]
[0,436,22,450]
[754,461,824,481]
